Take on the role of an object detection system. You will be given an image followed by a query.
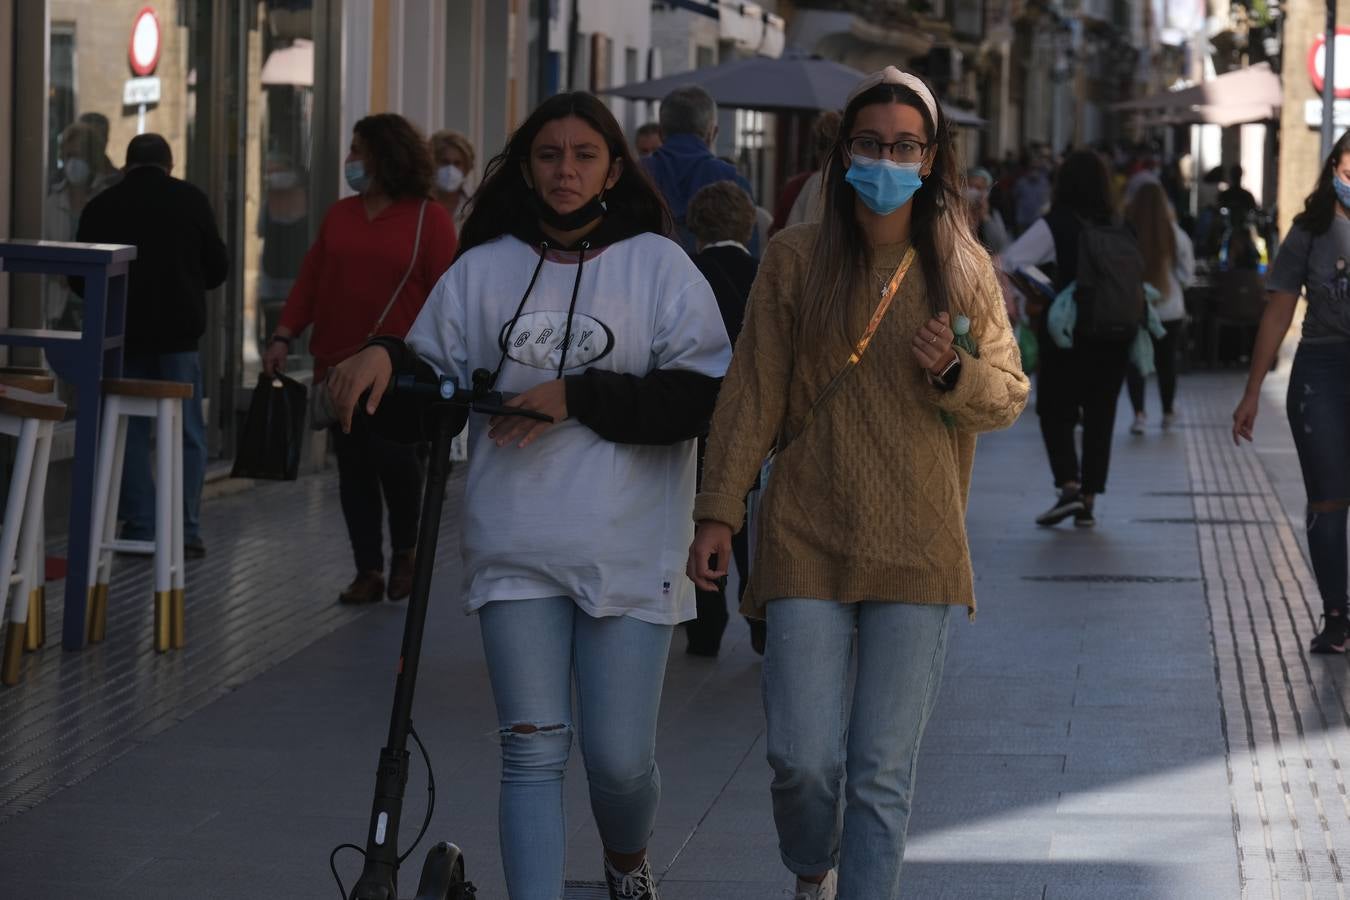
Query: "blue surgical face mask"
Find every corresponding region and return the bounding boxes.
[1335,174,1350,209]
[845,156,924,216]
[345,159,371,194]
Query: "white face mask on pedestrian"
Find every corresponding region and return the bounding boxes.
[63,157,92,187]
[437,165,465,193]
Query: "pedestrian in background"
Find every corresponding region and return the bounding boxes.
[772,110,841,234]
[684,179,764,658]
[45,121,119,329]
[634,121,663,158]
[264,113,457,605]
[430,128,476,235]
[326,91,730,900]
[1234,130,1350,655]
[1001,150,1142,528]
[641,84,755,254]
[74,133,228,557]
[689,67,1027,900]
[965,166,1011,254]
[1124,178,1195,434]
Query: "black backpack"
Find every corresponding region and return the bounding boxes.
[1073,220,1146,341]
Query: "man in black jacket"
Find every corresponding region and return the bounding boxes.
[76,133,228,557]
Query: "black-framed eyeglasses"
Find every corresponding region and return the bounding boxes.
[848,136,928,163]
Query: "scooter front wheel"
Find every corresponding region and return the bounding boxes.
[413,842,471,900]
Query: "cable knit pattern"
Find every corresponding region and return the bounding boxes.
[694,224,1030,619]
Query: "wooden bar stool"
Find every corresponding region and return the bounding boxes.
[0,387,65,685]
[87,378,191,652]
[0,368,57,653]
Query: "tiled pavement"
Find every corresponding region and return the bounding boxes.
[0,364,1343,898]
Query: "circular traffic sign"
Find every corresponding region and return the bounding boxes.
[128,7,161,77]
[1308,28,1350,99]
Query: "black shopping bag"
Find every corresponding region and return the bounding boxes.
[231,372,308,481]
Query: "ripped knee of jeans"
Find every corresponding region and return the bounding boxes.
[503,722,570,736]
[498,722,573,779]
[1309,499,1350,515]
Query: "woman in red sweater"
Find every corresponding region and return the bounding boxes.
[264,113,457,604]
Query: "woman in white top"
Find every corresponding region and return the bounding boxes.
[327,91,730,900]
[1123,179,1196,433]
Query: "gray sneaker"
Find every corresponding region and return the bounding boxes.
[794,870,838,900]
[604,855,657,900]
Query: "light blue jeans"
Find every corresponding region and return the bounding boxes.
[119,352,207,543]
[763,598,952,899]
[478,596,674,900]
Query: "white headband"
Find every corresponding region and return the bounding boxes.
[846,66,939,129]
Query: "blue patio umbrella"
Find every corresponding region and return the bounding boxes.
[603,54,986,126]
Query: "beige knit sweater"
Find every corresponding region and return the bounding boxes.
[693,224,1030,619]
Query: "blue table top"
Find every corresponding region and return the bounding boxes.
[0,239,137,265]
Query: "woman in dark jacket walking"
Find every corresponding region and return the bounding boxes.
[1000,150,1140,528]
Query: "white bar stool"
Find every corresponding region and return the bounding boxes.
[87,378,191,652]
[0,368,58,655]
[0,386,65,685]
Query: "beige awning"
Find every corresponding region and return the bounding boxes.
[1115,62,1281,125]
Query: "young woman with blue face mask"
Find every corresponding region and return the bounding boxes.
[1234,130,1350,654]
[688,67,1029,900]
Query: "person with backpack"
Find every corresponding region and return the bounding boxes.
[1000,150,1145,527]
[689,67,1028,899]
[1233,131,1350,655]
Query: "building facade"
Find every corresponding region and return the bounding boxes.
[1,0,537,473]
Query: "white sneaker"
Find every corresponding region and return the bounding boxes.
[794,869,838,900]
[1129,413,1146,436]
[604,854,657,899]
[1162,411,1177,431]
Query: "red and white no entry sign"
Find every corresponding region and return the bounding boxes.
[128,6,161,77]
[1309,28,1350,99]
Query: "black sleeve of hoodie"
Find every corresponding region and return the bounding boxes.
[360,336,467,445]
[564,367,722,445]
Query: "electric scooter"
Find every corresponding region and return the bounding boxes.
[329,368,553,900]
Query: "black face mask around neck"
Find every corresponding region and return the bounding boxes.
[531,188,607,233]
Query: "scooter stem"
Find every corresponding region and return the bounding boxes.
[349,404,461,899]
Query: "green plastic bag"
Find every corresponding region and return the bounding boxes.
[1016,322,1039,374]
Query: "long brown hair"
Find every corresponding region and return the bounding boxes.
[799,78,987,351]
[1293,128,1350,236]
[1125,180,1177,294]
[458,92,672,255]
[353,113,435,200]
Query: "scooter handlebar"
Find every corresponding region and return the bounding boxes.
[391,371,553,423]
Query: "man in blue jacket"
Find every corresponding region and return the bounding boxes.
[641,85,756,255]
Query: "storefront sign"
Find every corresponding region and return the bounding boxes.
[128,6,162,77]
[1308,28,1350,98]
[123,76,162,106]
[1305,99,1350,128]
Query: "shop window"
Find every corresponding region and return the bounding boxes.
[48,25,77,188]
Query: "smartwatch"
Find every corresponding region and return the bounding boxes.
[932,355,962,390]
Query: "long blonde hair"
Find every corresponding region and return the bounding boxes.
[1125,180,1177,294]
[798,80,988,351]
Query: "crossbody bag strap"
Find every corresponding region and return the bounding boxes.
[778,245,918,452]
[368,198,428,338]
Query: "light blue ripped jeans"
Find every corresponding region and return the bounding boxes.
[763,598,952,899]
[478,596,674,899]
